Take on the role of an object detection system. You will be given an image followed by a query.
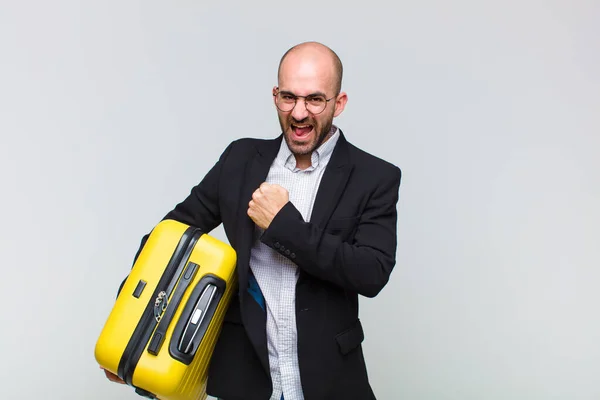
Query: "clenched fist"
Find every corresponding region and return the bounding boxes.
[247,183,289,230]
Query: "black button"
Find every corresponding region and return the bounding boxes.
[274,242,281,249]
[147,333,163,355]
[133,280,147,298]
[285,249,290,255]
[290,253,296,259]
[184,262,199,280]
[280,245,286,252]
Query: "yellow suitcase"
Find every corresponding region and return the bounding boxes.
[95,219,237,400]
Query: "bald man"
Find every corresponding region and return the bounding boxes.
[107,42,401,400]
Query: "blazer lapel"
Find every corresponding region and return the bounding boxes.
[309,131,354,228]
[235,136,282,294]
[235,135,281,374]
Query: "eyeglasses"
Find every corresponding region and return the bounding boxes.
[273,88,336,115]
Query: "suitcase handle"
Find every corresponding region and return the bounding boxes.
[168,274,226,365]
[178,283,218,353]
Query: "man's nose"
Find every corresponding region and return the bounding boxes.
[291,99,309,121]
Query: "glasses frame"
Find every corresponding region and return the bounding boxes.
[273,88,336,115]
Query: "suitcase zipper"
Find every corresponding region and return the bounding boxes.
[117,226,203,386]
[146,260,200,355]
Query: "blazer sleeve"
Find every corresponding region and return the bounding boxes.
[260,165,402,298]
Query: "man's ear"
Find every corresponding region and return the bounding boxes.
[333,92,348,117]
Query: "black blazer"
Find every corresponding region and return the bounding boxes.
[140,131,401,400]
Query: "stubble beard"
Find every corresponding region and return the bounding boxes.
[279,114,334,156]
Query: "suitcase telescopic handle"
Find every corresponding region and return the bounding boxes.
[178,283,218,354]
[168,274,225,365]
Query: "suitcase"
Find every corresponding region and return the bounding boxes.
[95,219,237,400]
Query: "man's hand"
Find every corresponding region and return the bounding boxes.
[101,366,126,384]
[247,183,289,230]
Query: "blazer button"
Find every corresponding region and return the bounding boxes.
[274,242,280,249]
[280,245,286,252]
[290,253,296,259]
[285,249,290,256]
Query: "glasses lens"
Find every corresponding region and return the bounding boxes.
[306,96,327,114]
[276,93,296,112]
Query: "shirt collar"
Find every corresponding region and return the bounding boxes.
[278,125,340,172]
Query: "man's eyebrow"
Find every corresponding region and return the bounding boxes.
[307,91,328,98]
[279,90,328,98]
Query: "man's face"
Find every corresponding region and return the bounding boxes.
[274,54,346,157]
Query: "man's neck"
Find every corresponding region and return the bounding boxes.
[294,154,312,170]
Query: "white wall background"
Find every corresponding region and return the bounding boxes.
[1,1,598,399]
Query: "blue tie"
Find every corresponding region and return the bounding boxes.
[247,271,266,311]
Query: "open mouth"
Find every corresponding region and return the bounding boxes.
[291,124,313,138]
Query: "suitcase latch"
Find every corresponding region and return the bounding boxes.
[153,291,168,322]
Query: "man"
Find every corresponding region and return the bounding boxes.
[105,41,401,400]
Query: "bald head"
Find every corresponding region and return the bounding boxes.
[277,42,343,95]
